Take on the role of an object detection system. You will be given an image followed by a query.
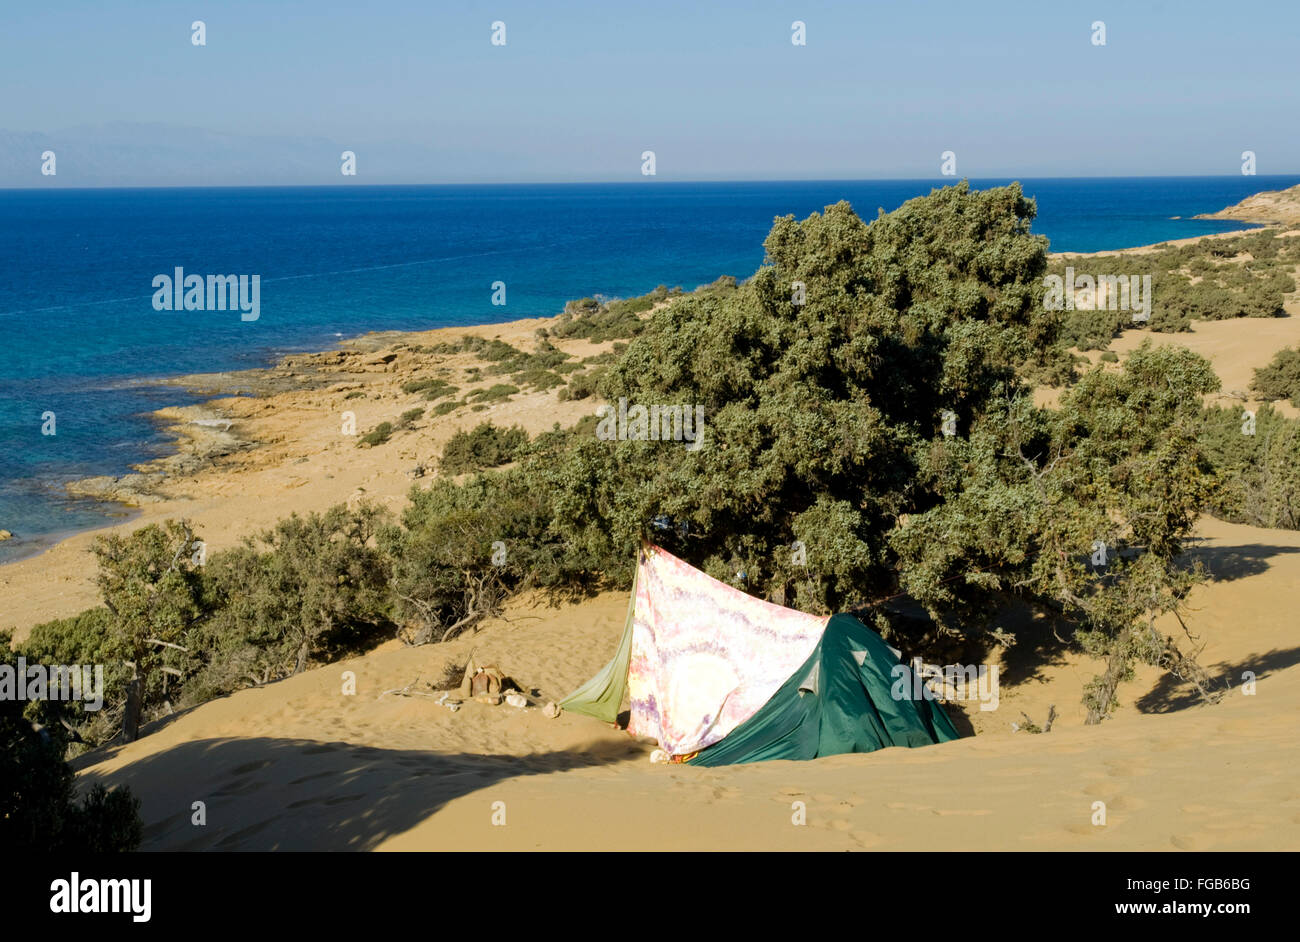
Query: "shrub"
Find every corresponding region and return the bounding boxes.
[19,608,131,749]
[552,286,681,342]
[401,378,458,401]
[1251,347,1300,404]
[90,521,206,741]
[0,657,142,852]
[440,422,529,475]
[358,421,394,447]
[558,369,601,400]
[198,504,393,686]
[510,368,565,392]
[466,384,519,403]
[1201,403,1300,529]
[380,471,563,643]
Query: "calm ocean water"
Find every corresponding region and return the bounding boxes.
[2,175,1297,563]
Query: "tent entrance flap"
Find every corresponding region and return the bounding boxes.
[558,569,637,723]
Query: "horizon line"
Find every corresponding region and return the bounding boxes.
[5,172,1300,193]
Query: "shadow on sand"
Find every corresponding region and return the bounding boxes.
[78,735,647,851]
[1136,646,1300,714]
[1185,539,1300,583]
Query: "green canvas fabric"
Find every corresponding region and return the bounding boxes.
[688,613,960,766]
[557,569,637,723]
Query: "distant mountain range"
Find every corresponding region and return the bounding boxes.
[0,123,529,187]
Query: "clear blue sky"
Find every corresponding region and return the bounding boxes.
[2,0,1298,182]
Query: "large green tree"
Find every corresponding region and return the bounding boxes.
[93,520,205,741]
[542,182,1220,720]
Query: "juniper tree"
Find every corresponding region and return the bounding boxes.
[0,652,142,852]
[203,504,391,677]
[92,520,205,741]
[540,182,1221,720]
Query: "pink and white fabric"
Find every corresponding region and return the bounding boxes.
[627,544,828,756]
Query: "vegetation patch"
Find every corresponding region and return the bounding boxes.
[1050,230,1299,352]
[440,421,530,475]
[401,377,459,401]
[466,383,519,403]
[357,421,394,447]
[1251,346,1300,405]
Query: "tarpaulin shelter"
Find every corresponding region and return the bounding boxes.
[560,544,959,765]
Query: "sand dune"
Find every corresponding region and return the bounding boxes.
[70,514,1300,851]
[1092,315,1300,419]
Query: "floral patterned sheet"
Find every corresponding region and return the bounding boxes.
[627,544,829,756]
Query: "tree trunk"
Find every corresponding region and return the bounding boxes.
[123,674,142,742]
[1085,628,1132,725]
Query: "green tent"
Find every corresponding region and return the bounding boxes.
[688,613,959,766]
[560,544,960,766]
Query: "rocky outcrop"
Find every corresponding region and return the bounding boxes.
[65,405,251,506]
[1196,184,1300,227]
[65,473,168,505]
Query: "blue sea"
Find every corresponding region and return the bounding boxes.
[2,175,1298,564]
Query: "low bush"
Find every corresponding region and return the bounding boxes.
[440,422,529,475]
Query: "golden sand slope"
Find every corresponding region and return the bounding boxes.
[1087,315,1300,420]
[71,514,1300,851]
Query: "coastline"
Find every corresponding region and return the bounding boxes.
[1048,223,1267,259]
[1193,181,1300,227]
[0,309,615,640]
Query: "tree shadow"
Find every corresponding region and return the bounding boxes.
[1183,539,1300,583]
[988,602,1077,690]
[1135,646,1300,714]
[75,735,647,851]
[942,699,978,738]
[877,598,1073,736]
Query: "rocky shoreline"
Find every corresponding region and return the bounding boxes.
[60,337,419,507]
[64,403,250,505]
